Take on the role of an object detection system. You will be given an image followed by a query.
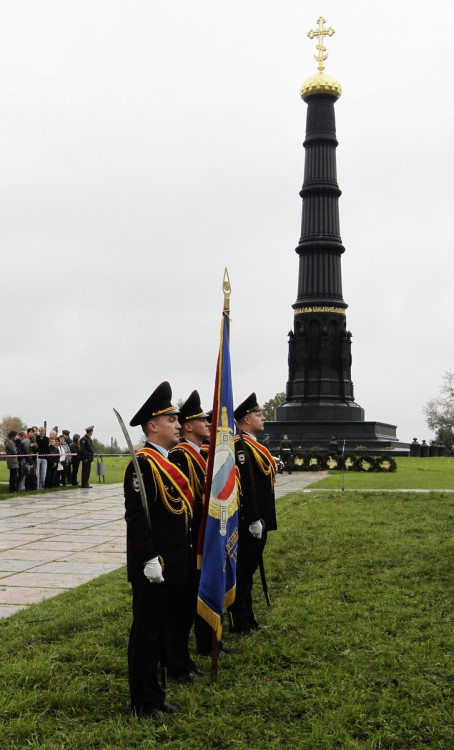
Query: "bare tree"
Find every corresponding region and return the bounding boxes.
[423,372,454,452]
[0,415,27,446]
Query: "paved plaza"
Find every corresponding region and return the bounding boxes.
[0,472,323,620]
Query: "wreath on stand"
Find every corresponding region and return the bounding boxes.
[376,455,397,472]
[342,453,357,471]
[355,455,377,472]
[326,454,340,470]
[306,452,327,471]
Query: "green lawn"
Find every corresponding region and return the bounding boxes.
[1,489,452,749]
[308,457,454,490]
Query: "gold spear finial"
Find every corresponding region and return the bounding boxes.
[307,16,335,73]
[222,267,231,312]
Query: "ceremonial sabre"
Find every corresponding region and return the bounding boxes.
[113,408,151,531]
[258,557,271,608]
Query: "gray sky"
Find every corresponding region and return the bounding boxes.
[1,1,452,447]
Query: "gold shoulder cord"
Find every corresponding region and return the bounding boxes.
[144,457,190,523]
[186,458,203,498]
[170,446,203,499]
[247,441,274,479]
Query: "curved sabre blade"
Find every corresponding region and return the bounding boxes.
[113,407,151,531]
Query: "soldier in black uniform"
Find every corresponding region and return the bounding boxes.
[79,425,94,487]
[124,382,194,718]
[169,390,211,672]
[229,393,277,634]
[279,434,294,474]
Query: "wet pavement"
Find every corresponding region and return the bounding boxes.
[0,484,125,619]
[0,472,325,619]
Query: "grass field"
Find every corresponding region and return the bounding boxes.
[1,489,452,749]
[308,456,454,491]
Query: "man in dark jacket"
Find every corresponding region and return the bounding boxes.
[79,426,94,488]
[5,430,19,492]
[124,381,194,718]
[228,393,277,635]
[36,427,49,490]
[70,434,81,486]
[279,434,294,474]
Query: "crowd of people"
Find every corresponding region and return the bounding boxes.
[124,381,277,719]
[4,425,95,492]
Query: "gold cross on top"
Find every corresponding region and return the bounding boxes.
[307,16,335,73]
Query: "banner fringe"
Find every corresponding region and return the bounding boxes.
[224,584,236,610]
[197,597,222,640]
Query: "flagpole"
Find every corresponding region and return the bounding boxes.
[197,267,238,681]
[210,268,231,681]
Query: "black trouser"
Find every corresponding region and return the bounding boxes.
[281,452,292,473]
[46,465,57,488]
[166,569,198,678]
[71,460,80,485]
[228,527,267,632]
[9,468,19,492]
[128,579,185,715]
[81,459,92,486]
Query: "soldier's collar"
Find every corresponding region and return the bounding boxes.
[182,438,201,453]
[145,441,169,459]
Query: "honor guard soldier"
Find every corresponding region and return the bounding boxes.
[124,382,194,718]
[279,434,294,474]
[170,390,211,665]
[229,393,277,634]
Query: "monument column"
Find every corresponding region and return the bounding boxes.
[277,17,364,423]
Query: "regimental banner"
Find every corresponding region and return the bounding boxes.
[197,271,239,640]
[294,306,346,315]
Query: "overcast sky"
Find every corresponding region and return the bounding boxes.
[1,1,452,447]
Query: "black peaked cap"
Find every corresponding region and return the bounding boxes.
[234,393,261,422]
[130,381,179,427]
[179,390,209,424]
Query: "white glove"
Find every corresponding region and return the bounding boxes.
[248,520,263,539]
[144,557,164,584]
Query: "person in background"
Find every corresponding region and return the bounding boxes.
[36,427,49,490]
[79,426,94,488]
[5,430,19,492]
[70,433,81,486]
[62,431,72,484]
[60,433,71,484]
[56,436,67,486]
[27,428,39,490]
[16,431,28,492]
[279,434,294,475]
[47,437,60,487]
